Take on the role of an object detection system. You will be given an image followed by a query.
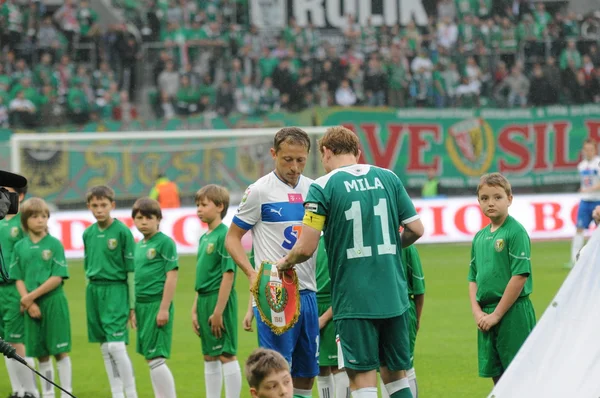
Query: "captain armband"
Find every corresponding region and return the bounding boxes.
[303,210,326,231]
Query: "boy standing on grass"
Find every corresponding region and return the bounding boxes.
[191,184,242,398]
[10,198,72,398]
[245,348,294,398]
[0,184,38,398]
[468,173,536,385]
[83,186,138,398]
[132,198,178,398]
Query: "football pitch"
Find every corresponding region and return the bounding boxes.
[1,241,571,397]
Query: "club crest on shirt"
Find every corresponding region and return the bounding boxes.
[206,243,215,254]
[495,239,505,252]
[238,188,251,212]
[10,227,19,238]
[107,238,118,250]
[42,250,52,261]
[146,248,157,260]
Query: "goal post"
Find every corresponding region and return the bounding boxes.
[10,127,330,206]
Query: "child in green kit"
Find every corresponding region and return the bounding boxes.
[191,184,242,398]
[83,186,138,398]
[0,184,38,398]
[10,198,72,397]
[468,173,536,385]
[132,198,178,398]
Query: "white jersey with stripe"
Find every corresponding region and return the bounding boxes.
[232,171,317,292]
[578,156,600,201]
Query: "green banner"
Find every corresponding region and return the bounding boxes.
[316,106,600,189]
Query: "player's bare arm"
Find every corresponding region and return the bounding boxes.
[318,306,333,330]
[401,219,425,248]
[469,281,485,329]
[191,293,199,335]
[209,270,235,339]
[243,296,254,332]
[414,294,425,331]
[157,269,178,327]
[276,223,320,272]
[20,275,63,309]
[225,224,256,282]
[479,274,528,332]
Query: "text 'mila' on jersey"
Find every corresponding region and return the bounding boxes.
[305,164,420,320]
[578,156,600,201]
[232,172,317,291]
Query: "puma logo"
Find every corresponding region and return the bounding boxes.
[270,207,283,216]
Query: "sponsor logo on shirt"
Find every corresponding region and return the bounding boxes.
[288,193,303,203]
[305,203,318,213]
[495,239,505,252]
[107,238,118,250]
[146,248,157,260]
[269,207,283,217]
[42,250,52,261]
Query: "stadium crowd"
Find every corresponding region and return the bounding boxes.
[2,0,600,128]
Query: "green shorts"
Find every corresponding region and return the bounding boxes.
[86,281,130,344]
[478,296,536,378]
[407,300,418,369]
[25,288,71,358]
[335,311,411,372]
[318,301,337,367]
[136,300,174,360]
[197,290,238,357]
[0,283,25,343]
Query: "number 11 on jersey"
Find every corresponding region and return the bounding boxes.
[345,199,397,259]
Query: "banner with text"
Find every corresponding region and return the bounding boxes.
[317,106,600,190]
[51,193,591,259]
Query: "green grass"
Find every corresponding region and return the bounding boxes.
[1,241,571,397]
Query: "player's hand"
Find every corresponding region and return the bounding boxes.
[27,303,41,319]
[208,312,224,339]
[473,310,486,330]
[478,313,501,332]
[20,294,34,310]
[318,314,329,330]
[192,311,200,336]
[243,310,254,332]
[156,309,169,327]
[129,310,137,329]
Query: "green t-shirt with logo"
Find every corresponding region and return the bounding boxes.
[134,232,178,301]
[83,219,135,281]
[305,164,419,320]
[10,234,69,292]
[468,215,533,306]
[195,223,236,294]
[0,214,24,284]
[315,236,330,305]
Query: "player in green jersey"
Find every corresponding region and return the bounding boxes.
[468,173,536,385]
[0,184,38,398]
[315,236,350,398]
[277,126,425,398]
[132,198,178,398]
[10,198,73,398]
[84,186,138,398]
[191,185,242,398]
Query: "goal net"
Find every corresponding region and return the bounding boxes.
[10,127,328,207]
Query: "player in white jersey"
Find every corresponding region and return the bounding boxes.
[570,139,600,267]
[225,127,319,398]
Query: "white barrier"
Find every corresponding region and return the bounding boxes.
[47,193,592,259]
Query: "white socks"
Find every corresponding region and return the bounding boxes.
[149,358,176,398]
[380,377,390,398]
[56,356,72,397]
[107,342,138,398]
[352,387,378,398]
[406,368,418,398]
[334,371,350,398]
[38,360,54,398]
[318,374,335,398]
[204,361,223,397]
[222,361,242,398]
[102,343,124,397]
[5,356,22,395]
[572,232,585,264]
[18,357,39,397]
[385,378,411,396]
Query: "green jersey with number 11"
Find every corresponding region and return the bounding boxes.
[305,164,420,320]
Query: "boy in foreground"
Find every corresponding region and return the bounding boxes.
[246,347,294,398]
[468,173,536,385]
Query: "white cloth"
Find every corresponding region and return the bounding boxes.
[578,156,600,201]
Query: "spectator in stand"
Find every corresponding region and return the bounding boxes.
[158,59,179,99]
[257,76,280,113]
[175,75,200,116]
[9,90,36,128]
[363,57,387,106]
[528,63,554,106]
[113,91,138,125]
[54,0,79,54]
[335,78,357,106]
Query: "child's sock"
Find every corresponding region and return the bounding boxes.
[572,232,585,264]
[386,378,413,398]
[406,368,418,398]
[106,342,137,398]
[5,356,23,396]
[380,377,390,398]
[351,387,378,398]
[204,360,223,397]
[38,360,55,398]
[149,358,176,398]
[222,360,242,398]
[334,371,350,398]
[56,356,72,398]
[317,374,334,398]
[23,357,40,397]
[101,343,124,398]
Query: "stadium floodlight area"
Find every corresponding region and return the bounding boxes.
[9,127,331,204]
